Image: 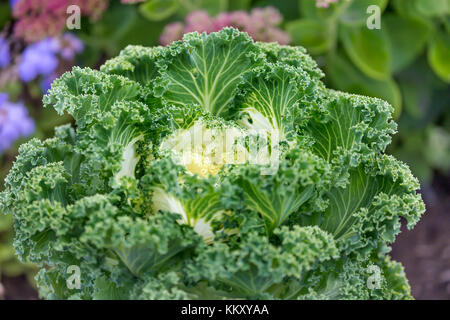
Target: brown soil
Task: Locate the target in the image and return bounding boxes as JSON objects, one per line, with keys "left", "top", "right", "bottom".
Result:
{"left": 1, "top": 275, "right": 39, "bottom": 300}
{"left": 390, "top": 174, "right": 450, "bottom": 300}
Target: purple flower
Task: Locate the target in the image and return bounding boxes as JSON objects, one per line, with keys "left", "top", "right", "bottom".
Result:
{"left": 12, "top": 0, "right": 107, "bottom": 42}
{"left": 184, "top": 11, "right": 216, "bottom": 34}
{"left": 59, "top": 33, "right": 84, "bottom": 61}
{"left": 228, "top": 11, "right": 249, "bottom": 28}
{"left": 17, "top": 33, "right": 84, "bottom": 93}
{"left": 213, "top": 13, "right": 232, "bottom": 30}
{"left": 18, "top": 33, "right": 84, "bottom": 82}
{"left": 0, "top": 93, "right": 35, "bottom": 153}
{"left": 10, "top": 0, "right": 19, "bottom": 8}
{"left": 315, "top": 0, "right": 338, "bottom": 8}
{"left": 18, "top": 37, "right": 60, "bottom": 82}
{"left": 0, "top": 37, "right": 10, "bottom": 68}
{"left": 159, "top": 22, "right": 184, "bottom": 46}
{"left": 40, "top": 72, "right": 58, "bottom": 93}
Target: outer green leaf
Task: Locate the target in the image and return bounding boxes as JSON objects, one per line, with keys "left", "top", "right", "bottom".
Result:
{"left": 256, "top": 42, "right": 325, "bottom": 81}
{"left": 101, "top": 45, "right": 163, "bottom": 86}
{"left": 44, "top": 67, "right": 140, "bottom": 128}
{"left": 92, "top": 277, "right": 129, "bottom": 300}
{"left": 186, "top": 227, "right": 338, "bottom": 298}
{"left": 301, "top": 155, "right": 424, "bottom": 255}
{"left": 303, "top": 90, "right": 397, "bottom": 163}
{"left": 153, "top": 28, "right": 263, "bottom": 117}
{"left": 382, "top": 257, "right": 413, "bottom": 300}
{"left": 130, "top": 272, "right": 194, "bottom": 300}
{"left": 231, "top": 149, "right": 326, "bottom": 234}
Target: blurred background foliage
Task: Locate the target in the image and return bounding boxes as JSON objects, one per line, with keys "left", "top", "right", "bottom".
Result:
{"left": 0, "top": 214, "right": 36, "bottom": 289}
{"left": 284, "top": 0, "right": 450, "bottom": 183}
{"left": 0, "top": 0, "right": 448, "bottom": 299}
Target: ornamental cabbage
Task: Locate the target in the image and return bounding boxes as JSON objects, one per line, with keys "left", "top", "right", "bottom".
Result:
{"left": 0, "top": 28, "right": 425, "bottom": 300}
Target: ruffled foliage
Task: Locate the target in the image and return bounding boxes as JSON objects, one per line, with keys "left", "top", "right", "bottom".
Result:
{"left": 1, "top": 28, "right": 424, "bottom": 300}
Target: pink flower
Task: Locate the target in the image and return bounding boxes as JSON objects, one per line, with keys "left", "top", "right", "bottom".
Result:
{"left": 77, "top": 0, "right": 109, "bottom": 21}
{"left": 250, "top": 7, "right": 282, "bottom": 27}
{"left": 121, "top": 0, "right": 145, "bottom": 3}
{"left": 315, "top": 0, "right": 338, "bottom": 8}
{"left": 264, "top": 27, "right": 291, "bottom": 45}
{"left": 59, "top": 33, "right": 84, "bottom": 60}
{"left": 241, "top": 7, "right": 289, "bottom": 44}
{"left": 13, "top": 0, "right": 67, "bottom": 42}
{"left": 228, "top": 11, "right": 250, "bottom": 29}
{"left": 214, "top": 13, "right": 232, "bottom": 30}
{"left": 159, "top": 22, "right": 184, "bottom": 46}
{"left": 13, "top": 0, "right": 109, "bottom": 42}
{"left": 184, "top": 10, "right": 216, "bottom": 34}
{"left": 159, "top": 7, "right": 290, "bottom": 46}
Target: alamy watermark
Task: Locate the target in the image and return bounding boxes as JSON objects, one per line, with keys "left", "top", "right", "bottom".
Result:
{"left": 366, "top": 5, "right": 381, "bottom": 30}
{"left": 66, "top": 265, "right": 81, "bottom": 290}
{"left": 162, "top": 123, "right": 281, "bottom": 176}
{"left": 367, "top": 265, "right": 382, "bottom": 290}
{"left": 66, "top": 5, "right": 81, "bottom": 30}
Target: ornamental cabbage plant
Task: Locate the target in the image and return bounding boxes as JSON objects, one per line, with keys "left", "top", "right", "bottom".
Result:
{"left": 0, "top": 28, "right": 425, "bottom": 300}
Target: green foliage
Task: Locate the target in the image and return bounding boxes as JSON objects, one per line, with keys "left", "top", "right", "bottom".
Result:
{"left": 286, "top": 19, "right": 333, "bottom": 55}
{"left": 428, "top": 31, "right": 450, "bottom": 83}
{"left": 284, "top": 0, "right": 450, "bottom": 183}
{"left": 1, "top": 29, "right": 425, "bottom": 300}
{"left": 139, "top": 0, "right": 180, "bottom": 21}
{"left": 139, "top": 0, "right": 229, "bottom": 21}
{"left": 0, "top": 214, "right": 37, "bottom": 286}
{"left": 82, "top": 3, "right": 165, "bottom": 57}
{"left": 326, "top": 52, "right": 402, "bottom": 119}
